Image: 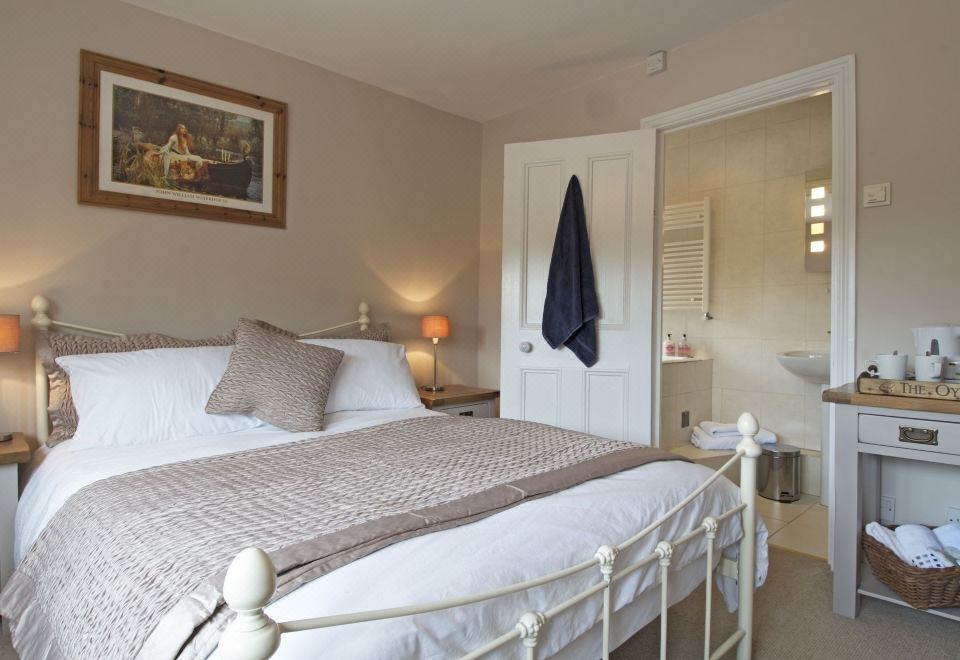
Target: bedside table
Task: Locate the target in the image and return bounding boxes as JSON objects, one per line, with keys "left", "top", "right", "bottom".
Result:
{"left": 0, "top": 433, "right": 31, "bottom": 587}
{"left": 420, "top": 385, "right": 500, "bottom": 418}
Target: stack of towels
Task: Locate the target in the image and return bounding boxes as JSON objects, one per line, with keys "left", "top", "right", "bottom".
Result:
{"left": 690, "top": 420, "right": 777, "bottom": 450}
{"left": 866, "top": 521, "right": 960, "bottom": 568}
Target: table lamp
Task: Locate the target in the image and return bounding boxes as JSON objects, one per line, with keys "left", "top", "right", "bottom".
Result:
{"left": 421, "top": 315, "right": 449, "bottom": 392}
{"left": 0, "top": 315, "right": 20, "bottom": 442}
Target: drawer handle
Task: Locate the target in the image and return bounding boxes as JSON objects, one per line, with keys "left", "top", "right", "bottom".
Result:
{"left": 459, "top": 411, "right": 474, "bottom": 417}
{"left": 898, "top": 426, "right": 939, "bottom": 446}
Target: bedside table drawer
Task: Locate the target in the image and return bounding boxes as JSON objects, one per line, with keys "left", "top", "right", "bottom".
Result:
{"left": 433, "top": 401, "right": 495, "bottom": 418}
{"left": 859, "top": 413, "right": 960, "bottom": 457}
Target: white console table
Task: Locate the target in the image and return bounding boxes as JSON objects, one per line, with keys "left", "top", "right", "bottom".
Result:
{"left": 825, "top": 384, "right": 960, "bottom": 621}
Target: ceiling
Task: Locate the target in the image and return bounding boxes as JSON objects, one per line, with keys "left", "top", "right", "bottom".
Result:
{"left": 124, "top": 0, "right": 790, "bottom": 122}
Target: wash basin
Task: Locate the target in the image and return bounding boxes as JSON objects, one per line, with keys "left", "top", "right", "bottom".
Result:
{"left": 776, "top": 350, "right": 830, "bottom": 383}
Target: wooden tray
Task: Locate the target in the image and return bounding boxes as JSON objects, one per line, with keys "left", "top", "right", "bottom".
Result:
{"left": 857, "top": 373, "right": 960, "bottom": 402}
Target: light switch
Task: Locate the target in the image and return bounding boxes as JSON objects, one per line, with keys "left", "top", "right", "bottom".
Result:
{"left": 863, "top": 182, "right": 891, "bottom": 207}
{"left": 646, "top": 51, "right": 666, "bottom": 75}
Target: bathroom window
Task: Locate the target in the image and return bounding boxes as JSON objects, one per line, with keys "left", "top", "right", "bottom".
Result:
{"left": 804, "top": 169, "right": 832, "bottom": 272}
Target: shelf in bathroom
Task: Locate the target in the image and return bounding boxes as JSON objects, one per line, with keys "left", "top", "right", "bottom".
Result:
{"left": 662, "top": 356, "right": 712, "bottom": 363}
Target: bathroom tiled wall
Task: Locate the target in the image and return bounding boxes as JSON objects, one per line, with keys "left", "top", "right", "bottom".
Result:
{"left": 661, "top": 95, "right": 831, "bottom": 451}
{"left": 660, "top": 358, "right": 713, "bottom": 450}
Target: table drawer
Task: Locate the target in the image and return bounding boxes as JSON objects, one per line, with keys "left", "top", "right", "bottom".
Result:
{"left": 434, "top": 401, "right": 494, "bottom": 418}
{"left": 858, "top": 413, "right": 960, "bottom": 457}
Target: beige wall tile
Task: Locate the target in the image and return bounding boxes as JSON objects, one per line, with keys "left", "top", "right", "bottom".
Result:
{"left": 762, "top": 229, "right": 806, "bottom": 286}
{"left": 723, "top": 182, "right": 764, "bottom": 237}
{"left": 661, "top": 362, "right": 680, "bottom": 397}
{"left": 761, "top": 284, "right": 807, "bottom": 340}
{"left": 664, "top": 145, "right": 689, "bottom": 204}
{"left": 765, "top": 98, "right": 810, "bottom": 125}
{"left": 719, "top": 389, "right": 764, "bottom": 425}
{"left": 664, "top": 128, "right": 689, "bottom": 149}
{"left": 808, "top": 111, "right": 831, "bottom": 170}
{"left": 807, "top": 92, "right": 831, "bottom": 119}
{"left": 713, "top": 337, "right": 763, "bottom": 389}
{"left": 710, "top": 286, "right": 763, "bottom": 339}
{"left": 716, "top": 234, "right": 764, "bottom": 288}
{"left": 725, "top": 109, "right": 766, "bottom": 136}
{"left": 803, "top": 393, "right": 824, "bottom": 451}
{"left": 725, "top": 128, "right": 765, "bottom": 185}
{"left": 689, "top": 138, "right": 725, "bottom": 191}
{"left": 765, "top": 118, "right": 810, "bottom": 179}
{"left": 805, "top": 283, "right": 831, "bottom": 342}
{"left": 689, "top": 120, "right": 725, "bottom": 144}
{"left": 761, "top": 391, "right": 805, "bottom": 445}
{"left": 763, "top": 175, "right": 805, "bottom": 233}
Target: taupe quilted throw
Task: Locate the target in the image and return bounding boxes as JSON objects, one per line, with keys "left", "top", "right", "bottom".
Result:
{"left": 1, "top": 416, "right": 688, "bottom": 660}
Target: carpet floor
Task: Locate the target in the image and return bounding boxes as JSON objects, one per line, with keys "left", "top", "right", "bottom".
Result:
{"left": 1, "top": 549, "right": 957, "bottom": 658}
{"left": 613, "top": 548, "right": 960, "bottom": 659}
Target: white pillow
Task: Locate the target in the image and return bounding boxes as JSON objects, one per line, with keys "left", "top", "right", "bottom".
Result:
{"left": 56, "top": 346, "right": 265, "bottom": 447}
{"left": 300, "top": 339, "right": 422, "bottom": 412}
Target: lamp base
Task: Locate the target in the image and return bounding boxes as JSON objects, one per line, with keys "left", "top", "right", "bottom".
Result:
{"left": 421, "top": 385, "right": 445, "bottom": 393}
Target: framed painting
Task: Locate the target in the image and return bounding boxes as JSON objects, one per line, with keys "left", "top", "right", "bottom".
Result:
{"left": 78, "top": 50, "right": 287, "bottom": 228}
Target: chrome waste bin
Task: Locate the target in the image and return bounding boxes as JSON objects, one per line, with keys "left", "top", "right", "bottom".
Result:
{"left": 757, "top": 443, "right": 800, "bottom": 502}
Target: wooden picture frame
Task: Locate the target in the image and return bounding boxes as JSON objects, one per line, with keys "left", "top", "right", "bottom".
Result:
{"left": 78, "top": 50, "right": 287, "bottom": 228}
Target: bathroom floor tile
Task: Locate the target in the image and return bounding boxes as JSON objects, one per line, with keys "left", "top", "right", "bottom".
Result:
{"left": 768, "top": 504, "right": 828, "bottom": 560}
{"left": 761, "top": 516, "right": 788, "bottom": 536}
{"left": 755, "top": 493, "right": 817, "bottom": 523}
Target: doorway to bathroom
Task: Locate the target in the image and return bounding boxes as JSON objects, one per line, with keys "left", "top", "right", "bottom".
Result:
{"left": 642, "top": 56, "right": 856, "bottom": 563}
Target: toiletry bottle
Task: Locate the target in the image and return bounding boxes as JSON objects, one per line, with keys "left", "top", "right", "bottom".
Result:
{"left": 663, "top": 334, "right": 675, "bottom": 357}
{"left": 678, "top": 334, "right": 691, "bottom": 358}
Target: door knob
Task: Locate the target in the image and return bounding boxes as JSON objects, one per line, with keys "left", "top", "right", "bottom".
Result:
{"left": 519, "top": 341, "right": 533, "bottom": 353}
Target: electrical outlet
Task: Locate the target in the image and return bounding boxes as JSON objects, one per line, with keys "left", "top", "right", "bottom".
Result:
{"left": 680, "top": 410, "right": 690, "bottom": 428}
{"left": 947, "top": 506, "right": 960, "bottom": 524}
{"left": 880, "top": 495, "right": 895, "bottom": 523}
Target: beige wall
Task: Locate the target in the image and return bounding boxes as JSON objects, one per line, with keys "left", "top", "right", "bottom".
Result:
{"left": 0, "top": 0, "right": 482, "bottom": 437}
{"left": 478, "top": 0, "right": 960, "bottom": 520}
{"left": 662, "top": 96, "right": 832, "bottom": 452}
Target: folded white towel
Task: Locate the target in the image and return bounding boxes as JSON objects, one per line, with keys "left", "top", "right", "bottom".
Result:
{"left": 690, "top": 425, "right": 777, "bottom": 450}
{"left": 895, "top": 524, "right": 954, "bottom": 568}
{"left": 865, "top": 522, "right": 910, "bottom": 563}
{"left": 698, "top": 421, "right": 743, "bottom": 437}
{"left": 933, "top": 522, "right": 960, "bottom": 563}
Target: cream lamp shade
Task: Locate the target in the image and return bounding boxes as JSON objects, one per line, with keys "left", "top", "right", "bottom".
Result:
{"left": 0, "top": 315, "right": 20, "bottom": 353}
{"left": 421, "top": 315, "right": 449, "bottom": 340}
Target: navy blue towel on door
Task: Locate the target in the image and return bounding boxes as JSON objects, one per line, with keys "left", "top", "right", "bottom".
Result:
{"left": 542, "top": 175, "right": 599, "bottom": 367}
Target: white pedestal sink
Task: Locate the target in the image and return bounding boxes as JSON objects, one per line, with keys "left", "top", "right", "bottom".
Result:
{"left": 776, "top": 349, "right": 832, "bottom": 507}
{"left": 776, "top": 350, "right": 830, "bottom": 384}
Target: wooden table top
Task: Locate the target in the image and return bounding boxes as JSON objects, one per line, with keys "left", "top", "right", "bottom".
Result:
{"left": 0, "top": 433, "right": 32, "bottom": 465}
{"left": 823, "top": 383, "right": 960, "bottom": 415}
{"left": 419, "top": 385, "right": 500, "bottom": 409}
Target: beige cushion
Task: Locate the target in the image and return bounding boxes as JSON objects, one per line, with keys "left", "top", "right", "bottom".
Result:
{"left": 206, "top": 319, "right": 344, "bottom": 432}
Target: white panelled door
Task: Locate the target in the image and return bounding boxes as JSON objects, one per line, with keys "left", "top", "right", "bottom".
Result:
{"left": 500, "top": 130, "right": 656, "bottom": 443}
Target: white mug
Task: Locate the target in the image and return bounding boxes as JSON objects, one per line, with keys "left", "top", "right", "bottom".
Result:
{"left": 914, "top": 354, "right": 946, "bottom": 382}
{"left": 866, "top": 353, "right": 907, "bottom": 380}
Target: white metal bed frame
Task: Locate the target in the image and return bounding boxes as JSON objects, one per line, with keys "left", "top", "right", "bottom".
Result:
{"left": 27, "top": 294, "right": 760, "bottom": 660}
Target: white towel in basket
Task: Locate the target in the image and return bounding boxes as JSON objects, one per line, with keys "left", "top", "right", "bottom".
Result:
{"left": 895, "top": 524, "right": 955, "bottom": 568}
{"left": 934, "top": 522, "right": 960, "bottom": 563}
{"left": 691, "top": 424, "right": 777, "bottom": 450}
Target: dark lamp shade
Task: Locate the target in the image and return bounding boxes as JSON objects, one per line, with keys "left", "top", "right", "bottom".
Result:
{"left": 0, "top": 315, "right": 20, "bottom": 353}
{"left": 421, "top": 315, "right": 449, "bottom": 340}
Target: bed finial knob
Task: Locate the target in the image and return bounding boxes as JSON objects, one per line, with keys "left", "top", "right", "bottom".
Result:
{"left": 219, "top": 547, "right": 281, "bottom": 660}
{"left": 358, "top": 301, "right": 370, "bottom": 331}
{"left": 736, "top": 412, "right": 762, "bottom": 458}
{"left": 31, "top": 295, "right": 52, "bottom": 328}
{"left": 516, "top": 611, "right": 546, "bottom": 649}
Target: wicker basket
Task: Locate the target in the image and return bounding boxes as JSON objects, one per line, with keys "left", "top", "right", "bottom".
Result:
{"left": 862, "top": 525, "right": 960, "bottom": 609}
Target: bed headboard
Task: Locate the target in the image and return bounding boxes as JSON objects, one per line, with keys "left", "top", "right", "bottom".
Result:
{"left": 29, "top": 295, "right": 371, "bottom": 444}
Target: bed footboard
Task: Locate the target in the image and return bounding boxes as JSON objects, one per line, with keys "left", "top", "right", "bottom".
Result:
{"left": 219, "top": 413, "right": 762, "bottom": 660}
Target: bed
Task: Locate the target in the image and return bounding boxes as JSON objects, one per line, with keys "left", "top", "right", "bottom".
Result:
{"left": 3, "top": 296, "right": 768, "bottom": 660}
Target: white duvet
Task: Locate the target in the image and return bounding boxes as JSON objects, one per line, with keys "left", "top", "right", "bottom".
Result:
{"left": 16, "top": 409, "right": 768, "bottom": 659}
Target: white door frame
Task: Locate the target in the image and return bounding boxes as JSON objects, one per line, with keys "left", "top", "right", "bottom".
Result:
{"left": 641, "top": 55, "right": 856, "bottom": 562}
